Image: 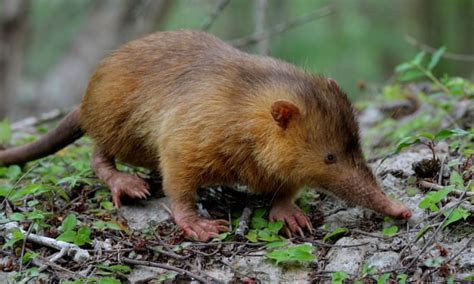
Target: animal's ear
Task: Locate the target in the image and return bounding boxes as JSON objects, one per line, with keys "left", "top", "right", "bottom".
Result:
{"left": 271, "top": 100, "right": 300, "bottom": 130}
{"left": 327, "top": 78, "right": 341, "bottom": 92}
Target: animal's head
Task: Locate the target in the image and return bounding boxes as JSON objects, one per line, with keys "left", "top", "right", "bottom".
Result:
{"left": 262, "top": 76, "right": 411, "bottom": 219}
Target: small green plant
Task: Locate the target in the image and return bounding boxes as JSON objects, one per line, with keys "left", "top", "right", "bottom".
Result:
{"left": 395, "top": 46, "right": 450, "bottom": 94}
{"left": 245, "top": 208, "right": 284, "bottom": 242}
{"left": 323, "top": 227, "right": 349, "bottom": 242}
{"left": 56, "top": 213, "right": 91, "bottom": 246}
{"left": 382, "top": 225, "right": 398, "bottom": 237}
{"left": 0, "top": 118, "right": 12, "bottom": 145}
{"left": 331, "top": 271, "right": 348, "bottom": 284}
{"left": 265, "top": 243, "right": 315, "bottom": 265}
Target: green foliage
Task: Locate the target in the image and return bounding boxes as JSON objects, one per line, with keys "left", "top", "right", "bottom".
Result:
{"left": 377, "top": 273, "right": 391, "bottom": 284}
{"left": 0, "top": 119, "right": 12, "bottom": 145}
{"left": 265, "top": 243, "right": 315, "bottom": 265}
{"left": 56, "top": 213, "right": 91, "bottom": 246}
{"left": 323, "top": 227, "right": 349, "bottom": 242}
{"left": 418, "top": 186, "right": 454, "bottom": 212}
{"left": 382, "top": 225, "right": 398, "bottom": 237}
{"left": 331, "top": 271, "right": 348, "bottom": 284}
{"left": 397, "top": 274, "right": 408, "bottom": 284}
{"left": 245, "top": 209, "right": 284, "bottom": 243}
{"left": 361, "top": 263, "right": 376, "bottom": 277}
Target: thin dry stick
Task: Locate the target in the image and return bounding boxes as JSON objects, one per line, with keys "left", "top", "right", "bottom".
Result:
{"left": 230, "top": 5, "right": 333, "bottom": 48}
{"left": 235, "top": 206, "right": 253, "bottom": 239}
{"left": 418, "top": 180, "right": 474, "bottom": 197}
{"left": 200, "top": 0, "right": 232, "bottom": 31}
{"left": 122, "top": 257, "right": 218, "bottom": 283}
{"left": 403, "top": 187, "right": 469, "bottom": 273}
{"left": 405, "top": 34, "right": 474, "bottom": 62}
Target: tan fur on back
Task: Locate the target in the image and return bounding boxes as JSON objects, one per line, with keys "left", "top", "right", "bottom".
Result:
{"left": 80, "top": 30, "right": 356, "bottom": 197}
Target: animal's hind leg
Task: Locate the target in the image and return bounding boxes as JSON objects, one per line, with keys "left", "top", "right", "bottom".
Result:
{"left": 91, "top": 146, "right": 150, "bottom": 207}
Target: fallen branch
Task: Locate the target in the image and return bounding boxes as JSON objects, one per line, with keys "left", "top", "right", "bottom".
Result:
{"left": 235, "top": 205, "right": 253, "bottom": 240}
{"left": 200, "top": 0, "right": 232, "bottom": 31}
{"left": 405, "top": 34, "right": 474, "bottom": 62}
{"left": 418, "top": 180, "right": 474, "bottom": 197}
{"left": 11, "top": 109, "right": 65, "bottom": 131}
{"left": 403, "top": 187, "right": 469, "bottom": 273}
{"left": 230, "top": 5, "right": 333, "bottom": 48}
{"left": 122, "top": 257, "right": 219, "bottom": 284}
{"left": 1, "top": 222, "right": 90, "bottom": 263}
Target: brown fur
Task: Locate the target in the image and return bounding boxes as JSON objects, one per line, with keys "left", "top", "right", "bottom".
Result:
{"left": 1, "top": 30, "right": 411, "bottom": 241}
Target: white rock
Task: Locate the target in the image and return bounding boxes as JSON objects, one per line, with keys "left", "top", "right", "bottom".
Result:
{"left": 119, "top": 197, "right": 171, "bottom": 231}
{"left": 367, "top": 251, "right": 400, "bottom": 271}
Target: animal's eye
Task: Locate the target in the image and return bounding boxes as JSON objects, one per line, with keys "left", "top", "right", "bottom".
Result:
{"left": 325, "top": 153, "right": 336, "bottom": 164}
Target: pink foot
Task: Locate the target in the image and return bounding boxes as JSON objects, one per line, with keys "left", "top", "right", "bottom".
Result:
{"left": 269, "top": 204, "right": 314, "bottom": 237}
{"left": 175, "top": 216, "right": 229, "bottom": 242}
{"left": 108, "top": 173, "right": 151, "bottom": 207}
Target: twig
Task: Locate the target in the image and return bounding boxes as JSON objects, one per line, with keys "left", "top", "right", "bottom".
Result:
{"left": 405, "top": 34, "right": 474, "bottom": 62}
{"left": 235, "top": 206, "right": 253, "bottom": 239}
{"left": 18, "top": 222, "right": 34, "bottom": 272}
{"left": 255, "top": 0, "right": 269, "bottom": 55}
{"left": 418, "top": 180, "right": 474, "bottom": 197}
{"left": 230, "top": 5, "right": 333, "bottom": 48}
{"left": 0, "top": 222, "right": 90, "bottom": 262}
{"left": 403, "top": 187, "right": 469, "bottom": 273}
{"left": 310, "top": 239, "right": 371, "bottom": 248}
{"left": 122, "top": 257, "right": 218, "bottom": 283}
{"left": 11, "top": 109, "right": 65, "bottom": 131}
{"left": 200, "top": 0, "right": 232, "bottom": 31}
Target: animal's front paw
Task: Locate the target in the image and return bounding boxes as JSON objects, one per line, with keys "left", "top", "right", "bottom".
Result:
{"left": 176, "top": 216, "right": 229, "bottom": 242}
{"left": 269, "top": 203, "right": 314, "bottom": 238}
{"left": 108, "top": 173, "right": 151, "bottom": 207}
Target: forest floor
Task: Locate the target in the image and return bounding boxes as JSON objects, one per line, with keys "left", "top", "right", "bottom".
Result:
{"left": 1, "top": 58, "right": 473, "bottom": 283}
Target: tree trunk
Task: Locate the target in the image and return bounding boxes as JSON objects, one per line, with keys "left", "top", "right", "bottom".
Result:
{"left": 35, "top": 0, "right": 172, "bottom": 115}
{"left": 0, "top": 0, "right": 30, "bottom": 119}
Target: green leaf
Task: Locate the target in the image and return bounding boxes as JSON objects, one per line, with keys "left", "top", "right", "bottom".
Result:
{"left": 245, "top": 230, "right": 258, "bottom": 243}
{"left": 0, "top": 165, "right": 22, "bottom": 180}
{"left": 382, "top": 225, "right": 398, "bottom": 237}
{"left": 464, "top": 274, "right": 474, "bottom": 281}
{"left": 412, "top": 51, "right": 426, "bottom": 65}
{"left": 449, "top": 171, "right": 464, "bottom": 188}
{"left": 395, "top": 136, "right": 421, "bottom": 153}
{"left": 267, "top": 221, "right": 284, "bottom": 234}
{"left": 264, "top": 241, "right": 288, "bottom": 249}
{"left": 323, "top": 227, "right": 349, "bottom": 242}
{"left": 418, "top": 132, "right": 435, "bottom": 140}
{"left": 257, "top": 229, "right": 282, "bottom": 242}
{"left": 61, "top": 214, "right": 77, "bottom": 232}
{"left": 428, "top": 46, "right": 446, "bottom": 70}
{"left": 22, "top": 251, "right": 38, "bottom": 264}
{"left": 3, "top": 228, "right": 24, "bottom": 248}
{"left": 395, "top": 62, "right": 414, "bottom": 73}
{"left": 362, "top": 263, "right": 376, "bottom": 276}
{"left": 0, "top": 119, "right": 12, "bottom": 145}
{"left": 9, "top": 212, "right": 25, "bottom": 221}
{"left": 442, "top": 208, "right": 470, "bottom": 228}
{"left": 406, "top": 187, "right": 418, "bottom": 197}
{"left": 74, "top": 227, "right": 91, "bottom": 246}
{"left": 331, "top": 271, "right": 348, "bottom": 284}
{"left": 98, "top": 278, "right": 121, "bottom": 284}
{"left": 265, "top": 244, "right": 315, "bottom": 264}
{"left": 418, "top": 186, "right": 454, "bottom": 212}
{"left": 398, "top": 70, "right": 425, "bottom": 82}
{"left": 397, "top": 274, "right": 408, "bottom": 284}
{"left": 107, "top": 265, "right": 132, "bottom": 273}
{"left": 435, "top": 129, "right": 469, "bottom": 140}
{"left": 250, "top": 216, "right": 268, "bottom": 230}
{"left": 100, "top": 201, "right": 114, "bottom": 210}
{"left": 56, "top": 230, "right": 76, "bottom": 243}
{"left": 377, "top": 273, "right": 391, "bottom": 284}
{"left": 424, "top": 257, "right": 444, "bottom": 268}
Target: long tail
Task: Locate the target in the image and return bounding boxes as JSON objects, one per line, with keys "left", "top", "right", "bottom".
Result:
{"left": 0, "top": 107, "right": 84, "bottom": 166}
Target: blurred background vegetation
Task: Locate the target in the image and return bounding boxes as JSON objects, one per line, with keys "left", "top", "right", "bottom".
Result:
{"left": 1, "top": 0, "right": 473, "bottom": 120}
